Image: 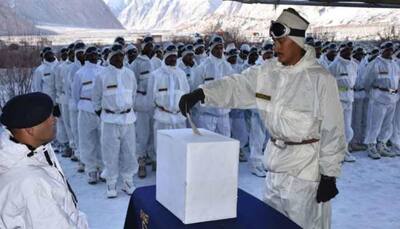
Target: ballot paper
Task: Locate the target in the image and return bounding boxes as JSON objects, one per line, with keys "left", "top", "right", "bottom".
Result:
{"left": 156, "top": 128, "right": 240, "bottom": 224}
{"left": 186, "top": 112, "right": 201, "bottom": 135}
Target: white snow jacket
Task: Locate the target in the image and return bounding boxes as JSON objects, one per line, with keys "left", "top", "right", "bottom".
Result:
{"left": 67, "top": 61, "right": 83, "bottom": 111}
{"left": 200, "top": 46, "right": 346, "bottom": 181}
{"left": 177, "top": 59, "right": 197, "bottom": 91}
{"left": 31, "top": 60, "right": 58, "bottom": 102}
{"left": 149, "top": 64, "right": 190, "bottom": 124}
{"left": 92, "top": 65, "right": 137, "bottom": 125}
{"left": 364, "top": 56, "right": 400, "bottom": 105}
{"left": 0, "top": 129, "right": 88, "bottom": 229}
{"left": 328, "top": 56, "right": 358, "bottom": 103}
{"left": 128, "top": 55, "right": 155, "bottom": 112}
{"left": 192, "top": 55, "right": 234, "bottom": 116}
{"left": 72, "top": 62, "right": 104, "bottom": 114}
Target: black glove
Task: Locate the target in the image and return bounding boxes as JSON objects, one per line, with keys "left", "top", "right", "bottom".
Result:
{"left": 179, "top": 88, "right": 205, "bottom": 117}
{"left": 53, "top": 104, "right": 61, "bottom": 117}
{"left": 95, "top": 110, "right": 101, "bottom": 117}
{"left": 316, "top": 175, "right": 339, "bottom": 203}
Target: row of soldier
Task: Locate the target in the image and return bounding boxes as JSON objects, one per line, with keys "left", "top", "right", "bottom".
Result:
{"left": 31, "top": 34, "right": 400, "bottom": 198}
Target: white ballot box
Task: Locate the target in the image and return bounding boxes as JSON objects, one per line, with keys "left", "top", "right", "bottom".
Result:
{"left": 156, "top": 128, "right": 240, "bottom": 224}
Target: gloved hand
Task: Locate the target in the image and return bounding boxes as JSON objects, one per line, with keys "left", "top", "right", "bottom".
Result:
{"left": 179, "top": 88, "right": 205, "bottom": 117}
{"left": 316, "top": 175, "right": 338, "bottom": 203}
{"left": 95, "top": 110, "right": 101, "bottom": 117}
{"left": 53, "top": 104, "right": 61, "bottom": 117}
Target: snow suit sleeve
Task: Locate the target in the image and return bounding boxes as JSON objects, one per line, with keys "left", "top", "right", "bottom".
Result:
{"left": 199, "top": 65, "right": 259, "bottom": 109}
{"left": 317, "top": 74, "right": 346, "bottom": 177}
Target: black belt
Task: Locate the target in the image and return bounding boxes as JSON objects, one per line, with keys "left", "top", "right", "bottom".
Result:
{"left": 80, "top": 97, "right": 91, "bottom": 101}
{"left": 271, "top": 137, "right": 319, "bottom": 149}
{"left": 104, "top": 108, "right": 131, "bottom": 114}
{"left": 137, "top": 90, "right": 147, "bottom": 95}
{"left": 373, "top": 86, "right": 398, "bottom": 94}
{"left": 155, "top": 104, "right": 181, "bottom": 114}
{"left": 354, "top": 88, "right": 365, "bottom": 92}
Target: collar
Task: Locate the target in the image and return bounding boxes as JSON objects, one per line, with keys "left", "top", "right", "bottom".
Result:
{"left": 276, "top": 45, "right": 316, "bottom": 73}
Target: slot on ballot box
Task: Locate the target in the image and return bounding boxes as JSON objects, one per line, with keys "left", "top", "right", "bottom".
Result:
{"left": 156, "top": 128, "right": 240, "bottom": 224}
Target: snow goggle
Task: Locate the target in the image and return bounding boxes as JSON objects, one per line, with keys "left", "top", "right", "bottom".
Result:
{"left": 240, "top": 50, "right": 250, "bottom": 55}
{"left": 370, "top": 49, "right": 379, "bottom": 55}
{"left": 210, "top": 36, "right": 224, "bottom": 47}
{"left": 60, "top": 48, "right": 68, "bottom": 54}
{"left": 226, "top": 48, "right": 239, "bottom": 56}
{"left": 127, "top": 48, "right": 138, "bottom": 54}
{"left": 143, "top": 36, "right": 154, "bottom": 44}
{"left": 75, "top": 42, "right": 86, "bottom": 51}
{"left": 154, "top": 44, "right": 161, "bottom": 51}
{"left": 110, "top": 44, "right": 124, "bottom": 55}
{"left": 269, "top": 21, "right": 306, "bottom": 39}
{"left": 314, "top": 41, "right": 322, "bottom": 48}
{"left": 327, "top": 44, "right": 337, "bottom": 51}
{"left": 114, "top": 37, "right": 125, "bottom": 45}
{"left": 85, "top": 46, "right": 98, "bottom": 55}
{"left": 165, "top": 44, "right": 177, "bottom": 52}
{"left": 263, "top": 44, "right": 273, "bottom": 51}
{"left": 184, "top": 45, "right": 194, "bottom": 51}
{"left": 41, "top": 47, "right": 52, "bottom": 55}
{"left": 195, "top": 38, "right": 204, "bottom": 45}
{"left": 381, "top": 42, "right": 393, "bottom": 50}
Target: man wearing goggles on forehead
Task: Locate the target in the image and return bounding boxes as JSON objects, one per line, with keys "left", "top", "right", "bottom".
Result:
{"left": 180, "top": 8, "right": 346, "bottom": 229}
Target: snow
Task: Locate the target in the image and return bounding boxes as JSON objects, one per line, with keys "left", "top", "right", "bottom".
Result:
{"left": 58, "top": 150, "right": 400, "bottom": 229}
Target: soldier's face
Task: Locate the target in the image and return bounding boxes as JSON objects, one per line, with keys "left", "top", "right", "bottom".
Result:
{"left": 227, "top": 55, "right": 237, "bottom": 65}
{"left": 263, "top": 51, "right": 273, "bottom": 60}
{"left": 44, "top": 52, "right": 55, "bottom": 63}
{"left": 273, "top": 36, "right": 302, "bottom": 65}
{"left": 165, "top": 55, "right": 177, "bottom": 66}
{"left": 211, "top": 44, "right": 224, "bottom": 59}
{"left": 110, "top": 53, "right": 124, "bottom": 69}
{"left": 28, "top": 115, "right": 56, "bottom": 145}
{"left": 195, "top": 47, "right": 204, "bottom": 55}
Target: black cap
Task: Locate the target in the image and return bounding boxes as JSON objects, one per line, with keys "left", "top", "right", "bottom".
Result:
{"left": 1, "top": 92, "right": 54, "bottom": 129}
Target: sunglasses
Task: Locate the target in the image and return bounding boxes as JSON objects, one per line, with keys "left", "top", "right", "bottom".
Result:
{"left": 269, "top": 21, "right": 306, "bottom": 39}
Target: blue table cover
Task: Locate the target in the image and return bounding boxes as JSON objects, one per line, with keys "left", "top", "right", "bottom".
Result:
{"left": 124, "top": 185, "right": 300, "bottom": 229}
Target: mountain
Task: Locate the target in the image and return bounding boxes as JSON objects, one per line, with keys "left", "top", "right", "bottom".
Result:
{"left": 103, "top": 0, "right": 133, "bottom": 16}
{"left": 0, "top": 2, "right": 43, "bottom": 36}
{"left": 105, "top": 0, "right": 400, "bottom": 40}
{"left": 3, "top": 0, "right": 124, "bottom": 33}
{"left": 118, "top": 0, "right": 222, "bottom": 31}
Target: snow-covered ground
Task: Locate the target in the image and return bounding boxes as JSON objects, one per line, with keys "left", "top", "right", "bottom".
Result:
{"left": 58, "top": 150, "right": 400, "bottom": 229}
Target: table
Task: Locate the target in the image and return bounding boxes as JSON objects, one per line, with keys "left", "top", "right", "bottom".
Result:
{"left": 124, "top": 185, "right": 300, "bottom": 229}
